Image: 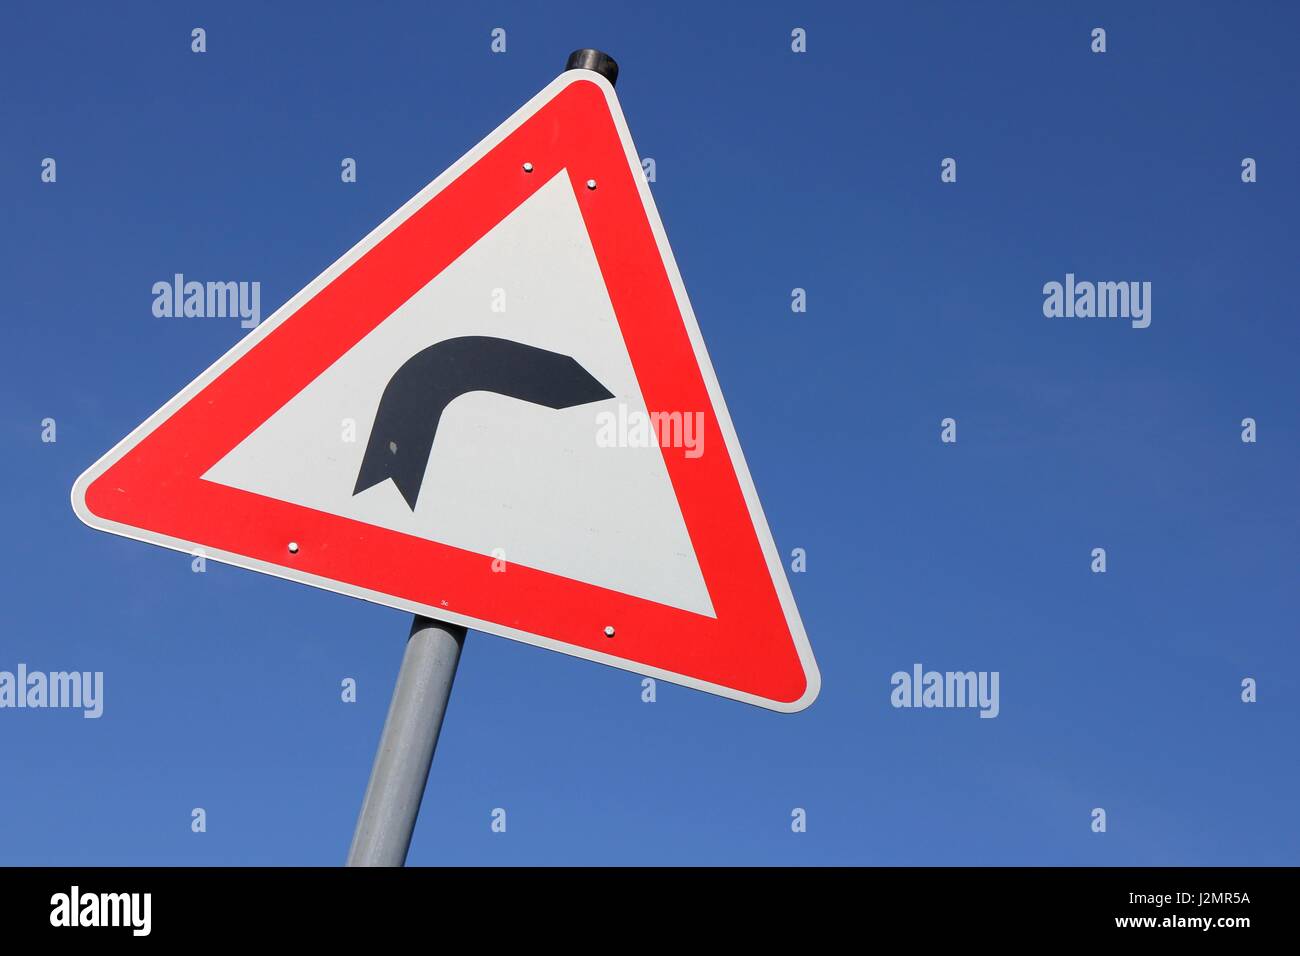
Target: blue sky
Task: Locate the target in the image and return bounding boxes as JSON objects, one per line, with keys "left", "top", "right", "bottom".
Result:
{"left": 2, "top": 1, "right": 1297, "bottom": 865}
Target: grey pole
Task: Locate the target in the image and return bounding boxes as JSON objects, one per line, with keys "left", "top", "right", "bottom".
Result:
{"left": 346, "top": 49, "right": 617, "bottom": 867}
{"left": 565, "top": 48, "right": 619, "bottom": 86}
{"left": 346, "top": 616, "right": 466, "bottom": 866}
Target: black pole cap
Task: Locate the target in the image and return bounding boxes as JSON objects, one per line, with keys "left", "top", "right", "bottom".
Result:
{"left": 564, "top": 49, "right": 619, "bottom": 87}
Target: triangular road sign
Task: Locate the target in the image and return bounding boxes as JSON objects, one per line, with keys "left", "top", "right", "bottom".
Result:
{"left": 72, "top": 69, "right": 820, "bottom": 712}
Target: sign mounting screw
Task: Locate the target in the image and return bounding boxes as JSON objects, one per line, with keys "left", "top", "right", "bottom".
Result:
{"left": 604, "top": 625, "right": 615, "bottom": 638}
{"left": 522, "top": 162, "right": 534, "bottom": 173}
{"left": 586, "top": 179, "right": 597, "bottom": 190}
{"left": 288, "top": 542, "right": 299, "bottom": 554}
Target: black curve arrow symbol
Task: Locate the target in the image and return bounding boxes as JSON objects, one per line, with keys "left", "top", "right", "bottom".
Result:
{"left": 353, "top": 335, "right": 614, "bottom": 510}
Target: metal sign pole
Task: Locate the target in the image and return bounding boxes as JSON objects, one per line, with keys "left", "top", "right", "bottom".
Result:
{"left": 345, "top": 49, "right": 619, "bottom": 868}
{"left": 347, "top": 615, "right": 466, "bottom": 866}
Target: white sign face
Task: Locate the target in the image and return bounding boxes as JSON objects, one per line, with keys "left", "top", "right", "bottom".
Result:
{"left": 204, "top": 173, "right": 715, "bottom": 616}
{"left": 72, "top": 70, "right": 820, "bottom": 711}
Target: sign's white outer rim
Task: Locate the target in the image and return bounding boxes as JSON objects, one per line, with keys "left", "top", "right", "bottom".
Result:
{"left": 70, "top": 70, "right": 821, "bottom": 713}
